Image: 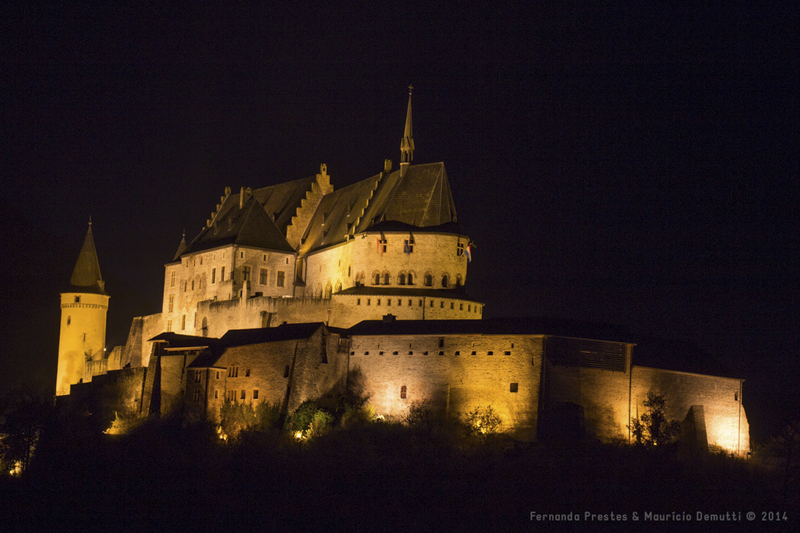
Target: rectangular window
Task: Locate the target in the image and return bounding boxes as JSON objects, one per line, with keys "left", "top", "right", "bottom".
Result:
{"left": 253, "top": 389, "right": 259, "bottom": 400}
{"left": 263, "top": 254, "right": 267, "bottom": 261}
{"left": 212, "top": 268, "right": 216, "bottom": 284}
{"left": 227, "top": 390, "right": 236, "bottom": 401}
{"left": 245, "top": 368, "right": 250, "bottom": 377}
{"left": 240, "top": 390, "right": 246, "bottom": 400}
{"left": 168, "top": 295, "right": 174, "bottom": 313}
{"left": 170, "top": 271, "right": 176, "bottom": 287}
{"left": 228, "top": 366, "right": 239, "bottom": 378}
{"left": 166, "top": 320, "right": 172, "bottom": 332}
{"left": 216, "top": 370, "right": 220, "bottom": 379}
{"left": 193, "top": 389, "right": 200, "bottom": 402}
{"left": 194, "top": 370, "right": 201, "bottom": 383}
{"left": 510, "top": 383, "right": 519, "bottom": 393}
{"left": 260, "top": 268, "right": 268, "bottom": 285}
{"left": 221, "top": 266, "right": 225, "bottom": 281}
{"left": 357, "top": 298, "right": 361, "bottom": 305}
{"left": 214, "top": 390, "right": 219, "bottom": 399}
{"left": 243, "top": 266, "right": 251, "bottom": 282}
{"left": 181, "top": 315, "right": 186, "bottom": 330}
{"left": 438, "top": 337, "right": 444, "bottom": 348}
{"left": 277, "top": 271, "right": 285, "bottom": 287}
{"left": 404, "top": 239, "right": 414, "bottom": 253}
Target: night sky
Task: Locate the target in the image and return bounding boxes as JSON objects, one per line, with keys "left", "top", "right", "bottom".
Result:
{"left": 1, "top": 3, "right": 797, "bottom": 441}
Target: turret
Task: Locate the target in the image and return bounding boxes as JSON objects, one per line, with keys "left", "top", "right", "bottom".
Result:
{"left": 56, "top": 220, "right": 110, "bottom": 396}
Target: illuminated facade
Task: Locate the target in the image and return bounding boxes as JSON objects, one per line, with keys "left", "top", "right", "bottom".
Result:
{"left": 60, "top": 92, "right": 750, "bottom": 454}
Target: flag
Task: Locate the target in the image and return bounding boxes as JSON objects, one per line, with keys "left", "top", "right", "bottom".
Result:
{"left": 404, "top": 240, "right": 410, "bottom": 254}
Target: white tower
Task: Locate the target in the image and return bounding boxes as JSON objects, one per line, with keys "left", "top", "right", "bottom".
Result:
{"left": 56, "top": 221, "right": 109, "bottom": 396}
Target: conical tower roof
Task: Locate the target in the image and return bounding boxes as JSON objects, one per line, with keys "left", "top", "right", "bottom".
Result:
{"left": 69, "top": 221, "right": 106, "bottom": 294}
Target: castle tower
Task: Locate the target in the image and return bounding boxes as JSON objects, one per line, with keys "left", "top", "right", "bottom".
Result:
{"left": 56, "top": 221, "right": 109, "bottom": 396}
{"left": 399, "top": 85, "right": 415, "bottom": 177}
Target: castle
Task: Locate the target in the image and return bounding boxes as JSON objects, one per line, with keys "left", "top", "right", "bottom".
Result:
{"left": 57, "top": 91, "right": 749, "bottom": 453}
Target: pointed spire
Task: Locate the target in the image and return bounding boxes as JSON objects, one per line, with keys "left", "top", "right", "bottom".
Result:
{"left": 400, "top": 85, "right": 415, "bottom": 175}
{"left": 173, "top": 229, "right": 188, "bottom": 261}
{"left": 70, "top": 219, "right": 106, "bottom": 294}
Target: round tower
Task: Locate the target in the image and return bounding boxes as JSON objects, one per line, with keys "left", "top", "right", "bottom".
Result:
{"left": 56, "top": 221, "right": 109, "bottom": 396}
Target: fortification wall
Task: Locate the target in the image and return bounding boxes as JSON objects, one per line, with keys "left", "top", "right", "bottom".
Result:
{"left": 349, "top": 333, "right": 541, "bottom": 439}
{"left": 67, "top": 367, "right": 147, "bottom": 428}
{"left": 543, "top": 344, "right": 634, "bottom": 442}
{"left": 632, "top": 366, "right": 749, "bottom": 454}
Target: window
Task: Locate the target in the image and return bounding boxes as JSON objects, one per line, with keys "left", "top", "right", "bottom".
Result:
{"left": 400, "top": 385, "right": 407, "bottom": 399}
{"left": 191, "top": 280, "right": 194, "bottom": 290}
{"left": 181, "top": 314, "right": 186, "bottom": 330}
{"left": 168, "top": 295, "right": 174, "bottom": 313}
{"left": 75, "top": 296, "right": 81, "bottom": 303}
{"left": 170, "top": 271, "right": 176, "bottom": 287}
{"left": 277, "top": 271, "right": 285, "bottom": 287}
{"left": 471, "top": 351, "right": 477, "bottom": 355}
{"left": 194, "top": 370, "right": 201, "bottom": 383}
{"left": 348, "top": 266, "right": 351, "bottom": 277}
{"left": 259, "top": 268, "right": 267, "bottom": 285}
{"left": 212, "top": 268, "right": 216, "bottom": 283}
{"left": 451, "top": 302, "right": 455, "bottom": 309}
{"left": 240, "top": 251, "right": 244, "bottom": 259}
{"left": 408, "top": 273, "right": 414, "bottom": 285}
{"left": 383, "top": 273, "right": 390, "bottom": 285}
{"left": 438, "top": 337, "right": 445, "bottom": 348}
{"left": 216, "top": 371, "right": 220, "bottom": 379}
{"left": 226, "top": 390, "right": 236, "bottom": 401}
{"left": 468, "top": 305, "right": 471, "bottom": 312}
{"left": 367, "top": 299, "right": 371, "bottom": 306}
{"left": 240, "top": 390, "right": 246, "bottom": 400}
{"left": 377, "top": 299, "right": 381, "bottom": 305}
{"left": 510, "top": 383, "right": 519, "bottom": 393}
{"left": 193, "top": 389, "right": 200, "bottom": 402}
{"left": 221, "top": 266, "right": 225, "bottom": 281}
{"left": 253, "top": 389, "right": 259, "bottom": 400}
{"left": 166, "top": 320, "right": 172, "bottom": 332}
{"left": 504, "top": 351, "right": 511, "bottom": 356}
{"left": 442, "top": 274, "right": 449, "bottom": 287}
{"left": 456, "top": 274, "right": 463, "bottom": 287}
{"left": 184, "top": 281, "right": 187, "bottom": 292}
{"left": 263, "top": 254, "right": 267, "bottom": 261}
{"left": 245, "top": 368, "right": 250, "bottom": 377}
{"left": 430, "top": 301, "right": 434, "bottom": 307}
{"left": 243, "top": 266, "right": 250, "bottom": 282}
{"left": 440, "top": 301, "right": 444, "bottom": 308}
{"left": 457, "top": 242, "right": 465, "bottom": 256}
{"left": 228, "top": 366, "right": 239, "bottom": 378}
{"left": 66, "top": 316, "right": 71, "bottom": 326}
{"left": 399, "top": 273, "right": 406, "bottom": 285}
{"left": 460, "top": 304, "right": 463, "bottom": 310}
{"left": 214, "top": 390, "right": 219, "bottom": 399}
{"left": 374, "top": 273, "right": 381, "bottom": 285}
{"left": 404, "top": 239, "right": 414, "bottom": 253}
{"left": 379, "top": 238, "right": 387, "bottom": 253}
{"left": 357, "top": 298, "right": 361, "bottom": 305}
{"left": 284, "top": 365, "right": 290, "bottom": 378}
{"left": 488, "top": 351, "right": 494, "bottom": 356}
{"left": 387, "top": 299, "right": 392, "bottom": 306}
{"left": 424, "top": 274, "right": 432, "bottom": 286}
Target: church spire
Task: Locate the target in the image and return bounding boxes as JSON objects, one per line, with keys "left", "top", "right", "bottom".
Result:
{"left": 400, "top": 85, "right": 415, "bottom": 176}
{"left": 69, "top": 218, "right": 105, "bottom": 294}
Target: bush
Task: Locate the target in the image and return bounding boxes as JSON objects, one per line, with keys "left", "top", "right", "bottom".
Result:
{"left": 630, "top": 392, "right": 681, "bottom": 447}
{"left": 464, "top": 406, "right": 502, "bottom": 440}
{"left": 287, "top": 400, "right": 334, "bottom": 440}
{"left": 220, "top": 400, "right": 281, "bottom": 441}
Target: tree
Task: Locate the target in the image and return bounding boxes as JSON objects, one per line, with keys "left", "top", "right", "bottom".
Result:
{"left": 0, "top": 387, "right": 53, "bottom": 474}
{"left": 464, "top": 405, "right": 502, "bottom": 440}
{"left": 630, "top": 391, "right": 681, "bottom": 447}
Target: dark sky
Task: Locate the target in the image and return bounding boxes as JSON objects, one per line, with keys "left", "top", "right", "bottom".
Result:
{"left": 1, "top": 3, "right": 797, "bottom": 441}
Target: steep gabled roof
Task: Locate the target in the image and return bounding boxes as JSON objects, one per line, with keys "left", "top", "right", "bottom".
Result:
{"left": 180, "top": 192, "right": 296, "bottom": 256}
{"left": 252, "top": 176, "right": 317, "bottom": 234}
{"left": 300, "top": 162, "right": 458, "bottom": 254}
{"left": 69, "top": 223, "right": 106, "bottom": 294}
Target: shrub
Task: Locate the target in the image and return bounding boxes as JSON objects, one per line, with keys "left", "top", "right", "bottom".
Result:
{"left": 464, "top": 405, "right": 502, "bottom": 440}
{"left": 630, "top": 391, "right": 681, "bottom": 447}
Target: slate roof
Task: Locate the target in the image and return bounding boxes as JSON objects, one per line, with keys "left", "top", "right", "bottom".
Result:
{"left": 219, "top": 322, "right": 325, "bottom": 347}
{"left": 345, "top": 317, "right": 635, "bottom": 343}
{"left": 300, "top": 163, "right": 458, "bottom": 254}
{"left": 179, "top": 192, "right": 296, "bottom": 257}
{"left": 69, "top": 224, "right": 106, "bottom": 294}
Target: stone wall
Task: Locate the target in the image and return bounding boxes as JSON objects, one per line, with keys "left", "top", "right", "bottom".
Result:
{"left": 349, "top": 333, "right": 541, "bottom": 439}
{"left": 632, "top": 366, "right": 749, "bottom": 454}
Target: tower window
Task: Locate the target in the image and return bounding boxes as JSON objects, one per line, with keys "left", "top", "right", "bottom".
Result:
{"left": 66, "top": 316, "right": 71, "bottom": 325}
{"left": 400, "top": 385, "right": 407, "bottom": 399}
{"left": 442, "top": 274, "right": 448, "bottom": 288}
{"left": 510, "top": 383, "right": 519, "bottom": 393}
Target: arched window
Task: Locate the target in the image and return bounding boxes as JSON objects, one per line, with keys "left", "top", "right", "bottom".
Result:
{"left": 355, "top": 271, "right": 365, "bottom": 286}
{"left": 400, "top": 385, "right": 407, "bottom": 399}
{"left": 383, "top": 272, "right": 390, "bottom": 285}
{"left": 323, "top": 282, "right": 332, "bottom": 299}
{"left": 424, "top": 273, "right": 433, "bottom": 286}
{"left": 407, "top": 272, "right": 414, "bottom": 285}
{"left": 374, "top": 273, "right": 381, "bottom": 285}
{"left": 442, "top": 274, "right": 449, "bottom": 288}
{"left": 398, "top": 273, "right": 406, "bottom": 285}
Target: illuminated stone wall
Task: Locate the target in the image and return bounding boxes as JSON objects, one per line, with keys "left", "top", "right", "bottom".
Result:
{"left": 631, "top": 366, "right": 749, "bottom": 454}
{"left": 349, "top": 333, "right": 542, "bottom": 439}
{"left": 304, "top": 231, "right": 470, "bottom": 297}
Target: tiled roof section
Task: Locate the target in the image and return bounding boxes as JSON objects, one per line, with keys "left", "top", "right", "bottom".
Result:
{"left": 345, "top": 317, "right": 635, "bottom": 343}
{"left": 181, "top": 193, "right": 295, "bottom": 256}
{"left": 336, "top": 286, "right": 480, "bottom": 302}
{"left": 148, "top": 332, "right": 219, "bottom": 348}
{"left": 186, "top": 350, "right": 224, "bottom": 369}
{"left": 252, "top": 176, "right": 317, "bottom": 234}
{"left": 220, "top": 322, "right": 325, "bottom": 347}
{"left": 69, "top": 224, "right": 106, "bottom": 294}
{"left": 300, "top": 163, "right": 457, "bottom": 253}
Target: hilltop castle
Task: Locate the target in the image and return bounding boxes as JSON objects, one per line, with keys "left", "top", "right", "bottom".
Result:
{"left": 58, "top": 91, "right": 749, "bottom": 453}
